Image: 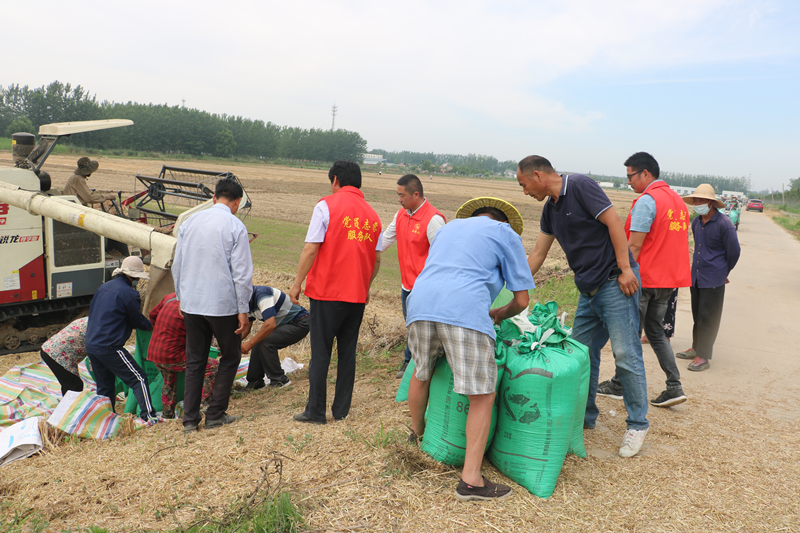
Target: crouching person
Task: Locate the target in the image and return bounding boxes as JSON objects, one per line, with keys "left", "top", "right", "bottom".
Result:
{"left": 85, "top": 256, "right": 157, "bottom": 420}
{"left": 148, "top": 292, "right": 219, "bottom": 418}
{"left": 242, "top": 286, "right": 309, "bottom": 390}
{"left": 406, "top": 198, "right": 535, "bottom": 501}
{"left": 40, "top": 317, "right": 89, "bottom": 396}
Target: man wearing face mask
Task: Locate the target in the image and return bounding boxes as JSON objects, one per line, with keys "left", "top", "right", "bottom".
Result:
{"left": 85, "top": 256, "right": 157, "bottom": 420}
{"left": 676, "top": 184, "right": 740, "bottom": 371}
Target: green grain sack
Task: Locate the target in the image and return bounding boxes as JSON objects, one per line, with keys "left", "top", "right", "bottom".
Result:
{"left": 395, "top": 359, "right": 416, "bottom": 402}
{"left": 560, "top": 336, "right": 590, "bottom": 457}
{"left": 488, "top": 329, "right": 580, "bottom": 498}
{"left": 420, "top": 350, "right": 505, "bottom": 466}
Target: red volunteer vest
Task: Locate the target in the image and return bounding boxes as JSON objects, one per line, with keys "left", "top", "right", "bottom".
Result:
{"left": 395, "top": 200, "right": 445, "bottom": 290}
{"left": 624, "top": 180, "right": 692, "bottom": 289}
{"left": 305, "top": 186, "right": 382, "bottom": 303}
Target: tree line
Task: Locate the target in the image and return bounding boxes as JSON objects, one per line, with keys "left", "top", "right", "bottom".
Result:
{"left": 0, "top": 81, "right": 367, "bottom": 162}
{"left": 370, "top": 149, "right": 518, "bottom": 176}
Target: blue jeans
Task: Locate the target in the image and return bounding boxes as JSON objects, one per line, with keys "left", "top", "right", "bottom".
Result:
{"left": 572, "top": 269, "right": 649, "bottom": 431}
{"left": 401, "top": 288, "right": 412, "bottom": 364}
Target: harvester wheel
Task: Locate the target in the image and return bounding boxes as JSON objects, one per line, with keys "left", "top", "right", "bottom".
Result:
{"left": 4, "top": 335, "right": 20, "bottom": 350}
{"left": 47, "top": 327, "right": 61, "bottom": 338}
{"left": 28, "top": 334, "right": 40, "bottom": 345}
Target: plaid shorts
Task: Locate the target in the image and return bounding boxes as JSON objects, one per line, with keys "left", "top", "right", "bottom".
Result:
{"left": 408, "top": 321, "right": 497, "bottom": 396}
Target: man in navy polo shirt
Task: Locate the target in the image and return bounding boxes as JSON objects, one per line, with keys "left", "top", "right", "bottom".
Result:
{"left": 517, "top": 155, "right": 650, "bottom": 458}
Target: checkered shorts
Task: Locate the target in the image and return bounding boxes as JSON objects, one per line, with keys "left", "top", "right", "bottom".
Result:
{"left": 408, "top": 321, "right": 497, "bottom": 396}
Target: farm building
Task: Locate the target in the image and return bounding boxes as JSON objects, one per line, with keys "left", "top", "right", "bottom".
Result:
{"left": 362, "top": 153, "right": 386, "bottom": 165}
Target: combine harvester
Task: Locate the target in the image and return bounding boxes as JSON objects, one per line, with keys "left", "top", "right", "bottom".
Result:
{"left": 0, "top": 120, "right": 251, "bottom": 355}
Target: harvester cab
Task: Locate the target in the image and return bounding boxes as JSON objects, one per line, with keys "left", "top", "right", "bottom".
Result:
{"left": 0, "top": 120, "right": 183, "bottom": 355}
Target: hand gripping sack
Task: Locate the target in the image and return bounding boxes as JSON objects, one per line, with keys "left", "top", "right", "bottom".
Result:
{"left": 488, "top": 328, "right": 580, "bottom": 498}
{"left": 420, "top": 349, "right": 505, "bottom": 466}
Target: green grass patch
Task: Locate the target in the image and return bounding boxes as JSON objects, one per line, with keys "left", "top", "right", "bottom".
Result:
{"left": 182, "top": 491, "right": 304, "bottom": 533}
{"left": 244, "top": 216, "right": 402, "bottom": 291}
{"left": 532, "top": 273, "right": 579, "bottom": 327}
{"left": 773, "top": 216, "right": 800, "bottom": 239}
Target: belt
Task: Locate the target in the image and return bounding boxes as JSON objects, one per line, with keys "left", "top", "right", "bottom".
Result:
{"left": 582, "top": 267, "right": 623, "bottom": 298}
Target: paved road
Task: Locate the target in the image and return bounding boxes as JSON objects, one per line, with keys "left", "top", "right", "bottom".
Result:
{"left": 655, "top": 211, "right": 800, "bottom": 419}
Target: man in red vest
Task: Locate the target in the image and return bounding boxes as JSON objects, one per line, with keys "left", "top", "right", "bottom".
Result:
{"left": 289, "top": 160, "right": 382, "bottom": 424}
{"left": 597, "top": 152, "right": 691, "bottom": 407}
{"left": 380, "top": 174, "right": 446, "bottom": 379}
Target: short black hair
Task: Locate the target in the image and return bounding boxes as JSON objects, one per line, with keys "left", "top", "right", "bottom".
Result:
{"left": 517, "top": 155, "right": 555, "bottom": 176}
{"left": 328, "top": 160, "right": 362, "bottom": 189}
{"left": 215, "top": 178, "right": 243, "bottom": 200}
{"left": 397, "top": 174, "right": 423, "bottom": 196}
{"left": 471, "top": 206, "right": 508, "bottom": 223}
{"left": 624, "top": 152, "right": 660, "bottom": 179}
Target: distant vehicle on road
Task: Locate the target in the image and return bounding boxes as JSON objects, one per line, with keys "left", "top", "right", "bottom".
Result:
{"left": 747, "top": 199, "right": 764, "bottom": 212}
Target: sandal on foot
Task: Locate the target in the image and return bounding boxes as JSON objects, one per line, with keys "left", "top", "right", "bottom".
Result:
{"left": 687, "top": 358, "right": 710, "bottom": 371}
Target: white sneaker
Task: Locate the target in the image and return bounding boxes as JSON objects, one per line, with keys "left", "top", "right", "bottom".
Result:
{"left": 619, "top": 428, "right": 648, "bottom": 458}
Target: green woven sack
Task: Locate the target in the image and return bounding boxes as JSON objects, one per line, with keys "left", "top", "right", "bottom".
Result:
{"left": 395, "top": 359, "right": 416, "bottom": 402}
{"left": 420, "top": 350, "right": 505, "bottom": 466}
{"left": 488, "top": 329, "right": 580, "bottom": 498}
{"left": 560, "top": 337, "right": 589, "bottom": 457}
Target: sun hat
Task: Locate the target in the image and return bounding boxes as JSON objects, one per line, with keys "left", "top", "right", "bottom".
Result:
{"left": 682, "top": 184, "right": 725, "bottom": 210}
{"left": 455, "top": 197, "right": 524, "bottom": 236}
{"left": 75, "top": 156, "right": 99, "bottom": 177}
{"left": 112, "top": 256, "right": 150, "bottom": 280}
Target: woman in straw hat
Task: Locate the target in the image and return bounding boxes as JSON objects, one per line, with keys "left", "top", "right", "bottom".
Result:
{"left": 62, "top": 156, "right": 116, "bottom": 205}
{"left": 675, "top": 184, "right": 740, "bottom": 372}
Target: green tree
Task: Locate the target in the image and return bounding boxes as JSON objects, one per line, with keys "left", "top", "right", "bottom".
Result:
{"left": 4, "top": 116, "right": 34, "bottom": 137}
{"left": 421, "top": 159, "right": 433, "bottom": 172}
{"left": 215, "top": 128, "right": 236, "bottom": 157}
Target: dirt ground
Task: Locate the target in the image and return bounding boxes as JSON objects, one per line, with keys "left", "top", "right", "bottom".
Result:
{"left": 1, "top": 154, "right": 799, "bottom": 532}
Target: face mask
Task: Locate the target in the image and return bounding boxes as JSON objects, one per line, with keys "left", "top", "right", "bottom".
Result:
{"left": 693, "top": 204, "right": 710, "bottom": 216}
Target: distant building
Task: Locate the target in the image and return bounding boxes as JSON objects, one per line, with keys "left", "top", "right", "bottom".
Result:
{"left": 722, "top": 190, "right": 745, "bottom": 199}
{"left": 362, "top": 153, "right": 386, "bottom": 165}
{"left": 441, "top": 163, "right": 452, "bottom": 173}
{"left": 504, "top": 169, "right": 516, "bottom": 178}
{"left": 598, "top": 182, "right": 614, "bottom": 189}
{"left": 670, "top": 185, "right": 695, "bottom": 196}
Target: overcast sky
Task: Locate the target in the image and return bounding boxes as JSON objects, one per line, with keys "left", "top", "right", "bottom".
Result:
{"left": 4, "top": 0, "right": 798, "bottom": 190}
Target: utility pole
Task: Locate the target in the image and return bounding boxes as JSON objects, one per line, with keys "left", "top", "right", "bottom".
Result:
{"left": 783, "top": 183, "right": 785, "bottom": 204}
{"left": 181, "top": 98, "right": 186, "bottom": 108}
{"left": 331, "top": 104, "right": 337, "bottom": 131}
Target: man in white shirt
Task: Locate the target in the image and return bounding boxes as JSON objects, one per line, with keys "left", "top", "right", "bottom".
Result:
{"left": 380, "top": 174, "right": 446, "bottom": 378}
{"left": 173, "top": 179, "right": 253, "bottom": 432}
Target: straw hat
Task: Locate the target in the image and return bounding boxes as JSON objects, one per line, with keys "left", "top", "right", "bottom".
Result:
{"left": 455, "top": 197, "right": 524, "bottom": 236}
{"left": 75, "top": 156, "right": 99, "bottom": 176}
{"left": 683, "top": 184, "right": 725, "bottom": 210}
{"left": 112, "top": 256, "right": 150, "bottom": 280}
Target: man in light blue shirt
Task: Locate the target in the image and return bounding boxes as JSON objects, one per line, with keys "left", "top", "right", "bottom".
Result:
{"left": 173, "top": 179, "right": 253, "bottom": 432}
{"left": 406, "top": 198, "right": 535, "bottom": 501}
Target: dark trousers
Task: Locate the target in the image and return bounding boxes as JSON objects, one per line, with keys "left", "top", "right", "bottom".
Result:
{"left": 690, "top": 284, "right": 726, "bottom": 360}
{"left": 87, "top": 347, "right": 156, "bottom": 420}
{"left": 612, "top": 288, "right": 683, "bottom": 392}
{"left": 40, "top": 349, "right": 84, "bottom": 396}
{"left": 303, "top": 299, "right": 365, "bottom": 422}
{"left": 663, "top": 288, "right": 679, "bottom": 338}
{"left": 247, "top": 316, "right": 310, "bottom": 383}
{"left": 183, "top": 313, "right": 242, "bottom": 426}
{"left": 401, "top": 289, "right": 412, "bottom": 364}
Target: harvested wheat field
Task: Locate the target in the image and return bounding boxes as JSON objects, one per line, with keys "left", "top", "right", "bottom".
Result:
{"left": 2, "top": 154, "right": 800, "bottom": 532}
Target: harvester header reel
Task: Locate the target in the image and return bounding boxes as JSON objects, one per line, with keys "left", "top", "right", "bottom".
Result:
{"left": 128, "top": 165, "right": 251, "bottom": 227}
